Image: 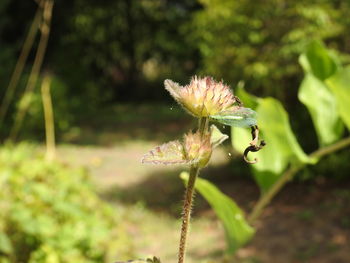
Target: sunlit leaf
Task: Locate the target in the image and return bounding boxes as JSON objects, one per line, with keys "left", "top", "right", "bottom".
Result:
{"left": 141, "top": 141, "right": 187, "bottom": 165}
{"left": 181, "top": 172, "right": 255, "bottom": 253}
{"left": 232, "top": 97, "right": 316, "bottom": 191}
{"left": 231, "top": 126, "right": 251, "bottom": 154}
{"left": 298, "top": 73, "right": 344, "bottom": 146}
{"left": 326, "top": 66, "right": 350, "bottom": 130}
{"left": 254, "top": 98, "right": 315, "bottom": 168}
{"left": 210, "top": 107, "right": 257, "bottom": 127}
{"left": 299, "top": 40, "right": 338, "bottom": 80}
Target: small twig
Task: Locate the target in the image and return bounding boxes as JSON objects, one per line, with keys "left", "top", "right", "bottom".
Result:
{"left": 41, "top": 73, "right": 56, "bottom": 161}
{"left": 10, "top": 0, "right": 54, "bottom": 141}
{"left": 0, "top": 6, "right": 42, "bottom": 126}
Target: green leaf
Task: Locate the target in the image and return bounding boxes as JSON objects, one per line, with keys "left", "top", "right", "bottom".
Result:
{"left": 299, "top": 40, "right": 338, "bottom": 80}
{"left": 231, "top": 125, "right": 252, "bottom": 154}
{"left": 254, "top": 98, "right": 315, "bottom": 171}
{"left": 180, "top": 172, "right": 255, "bottom": 253}
{"left": 232, "top": 97, "right": 316, "bottom": 191}
{"left": 210, "top": 107, "right": 257, "bottom": 127}
{"left": 298, "top": 73, "right": 344, "bottom": 146}
{"left": 0, "top": 232, "right": 13, "bottom": 254}
{"left": 326, "top": 66, "right": 350, "bottom": 130}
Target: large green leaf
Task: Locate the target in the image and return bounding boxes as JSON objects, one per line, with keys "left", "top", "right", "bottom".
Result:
{"left": 299, "top": 40, "right": 338, "bottom": 80}
{"left": 326, "top": 66, "right": 350, "bottom": 130}
{"left": 298, "top": 73, "right": 344, "bottom": 146}
{"left": 180, "top": 172, "right": 255, "bottom": 253}
{"left": 232, "top": 97, "right": 315, "bottom": 191}
{"left": 231, "top": 126, "right": 284, "bottom": 191}
{"left": 256, "top": 98, "right": 315, "bottom": 172}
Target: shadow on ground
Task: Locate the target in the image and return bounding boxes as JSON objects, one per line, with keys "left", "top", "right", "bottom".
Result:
{"left": 102, "top": 160, "right": 350, "bottom": 262}
{"left": 101, "top": 161, "right": 259, "bottom": 217}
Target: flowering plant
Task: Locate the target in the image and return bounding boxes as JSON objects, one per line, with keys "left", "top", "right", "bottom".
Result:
{"left": 142, "top": 76, "right": 265, "bottom": 263}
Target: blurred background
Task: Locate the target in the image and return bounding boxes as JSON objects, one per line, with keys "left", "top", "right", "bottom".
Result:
{"left": 0, "top": 0, "right": 350, "bottom": 262}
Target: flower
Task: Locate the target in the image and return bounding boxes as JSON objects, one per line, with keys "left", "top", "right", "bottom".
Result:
{"left": 164, "top": 76, "right": 237, "bottom": 117}
{"left": 183, "top": 130, "right": 212, "bottom": 168}
{"left": 142, "top": 125, "right": 228, "bottom": 168}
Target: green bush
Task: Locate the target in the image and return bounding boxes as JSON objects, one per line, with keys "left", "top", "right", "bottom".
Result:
{"left": 0, "top": 143, "right": 130, "bottom": 263}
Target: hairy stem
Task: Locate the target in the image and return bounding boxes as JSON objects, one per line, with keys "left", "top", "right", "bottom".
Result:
{"left": 248, "top": 136, "right": 350, "bottom": 224}
{"left": 178, "top": 165, "right": 199, "bottom": 263}
{"left": 178, "top": 117, "right": 208, "bottom": 263}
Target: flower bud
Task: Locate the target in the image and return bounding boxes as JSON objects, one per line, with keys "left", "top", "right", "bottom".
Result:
{"left": 184, "top": 131, "right": 212, "bottom": 168}
{"left": 142, "top": 126, "right": 228, "bottom": 168}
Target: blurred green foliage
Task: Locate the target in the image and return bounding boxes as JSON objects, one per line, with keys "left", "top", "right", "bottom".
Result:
{"left": 190, "top": 0, "right": 350, "bottom": 100}
{"left": 11, "top": 75, "right": 77, "bottom": 140}
{"left": 232, "top": 40, "right": 350, "bottom": 191}
{"left": 298, "top": 41, "right": 344, "bottom": 146}
{"left": 0, "top": 143, "right": 130, "bottom": 263}
{"left": 1, "top": 0, "right": 350, "bottom": 139}
{"left": 0, "top": 0, "right": 198, "bottom": 138}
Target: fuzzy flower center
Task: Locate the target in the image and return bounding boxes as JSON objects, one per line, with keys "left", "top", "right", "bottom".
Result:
{"left": 165, "top": 76, "right": 236, "bottom": 117}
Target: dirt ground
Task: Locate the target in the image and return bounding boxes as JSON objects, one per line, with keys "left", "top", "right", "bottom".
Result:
{"left": 56, "top": 105, "right": 350, "bottom": 263}
{"left": 56, "top": 143, "right": 349, "bottom": 263}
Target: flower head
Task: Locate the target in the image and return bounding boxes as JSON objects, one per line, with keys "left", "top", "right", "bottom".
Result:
{"left": 142, "top": 125, "right": 228, "bottom": 168}
{"left": 183, "top": 131, "right": 212, "bottom": 168}
{"left": 165, "top": 76, "right": 236, "bottom": 117}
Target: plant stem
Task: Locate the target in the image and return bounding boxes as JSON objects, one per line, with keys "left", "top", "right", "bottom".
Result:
{"left": 41, "top": 73, "right": 56, "bottom": 162}
{"left": 198, "top": 117, "right": 208, "bottom": 137}
{"left": 309, "top": 136, "right": 350, "bottom": 159}
{"left": 248, "top": 166, "right": 300, "bottom": 224}
{"left": 0, "top": 5, "right": 42, "bottom": 126}
{"left": 178, "top": 165, "right": 199, "bottom": 263}
{"left": 178, "top": 117, "right": 208, "bottom": 263}
{"left": 248, "top": 136, "right": 350, "bottom": 224}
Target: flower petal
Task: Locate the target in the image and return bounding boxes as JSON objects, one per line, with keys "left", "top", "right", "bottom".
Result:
{"left": 164, "top": 79, "right": 182, "bottom": 101}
